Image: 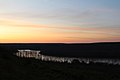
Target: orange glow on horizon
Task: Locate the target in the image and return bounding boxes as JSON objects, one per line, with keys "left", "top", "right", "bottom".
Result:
{"left": 0, "top": 19, "right": 120, "bottom": 43}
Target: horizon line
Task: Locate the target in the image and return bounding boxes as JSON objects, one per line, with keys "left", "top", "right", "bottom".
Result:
{"left": 0, "top": 41, "right": 120, "bottom": 44}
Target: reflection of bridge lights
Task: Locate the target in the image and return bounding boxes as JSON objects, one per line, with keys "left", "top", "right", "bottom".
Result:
{"left": 15, "top": 49, "right": 120, "bottom": 65}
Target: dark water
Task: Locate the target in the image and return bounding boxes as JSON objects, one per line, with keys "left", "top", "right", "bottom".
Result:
{"left": 0, "top": 42, "right": 120, "bottom": 58}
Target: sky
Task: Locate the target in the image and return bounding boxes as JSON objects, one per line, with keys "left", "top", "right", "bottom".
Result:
{"left": 0, "top": 0, "right": 120, "bottom": 43}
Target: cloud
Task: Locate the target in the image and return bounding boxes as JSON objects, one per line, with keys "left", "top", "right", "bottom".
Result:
{"left": 0, "top": 19, "right": 47, "bottom": 28}
{"left": 0, "top": 19, "right": 120, "bottom": 38}
{"left": 0, "top": 19, "right": 120, "bottom": 43}
{"left": 1, "top": 7, "right": 120, "bottom": 27}
{"left": 0, "top": 8, "right": 101, "bottom": 21}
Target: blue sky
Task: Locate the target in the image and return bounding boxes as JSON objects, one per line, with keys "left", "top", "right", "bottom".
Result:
{"left": 0, "top": 0, "right": 120, "bottom": 43}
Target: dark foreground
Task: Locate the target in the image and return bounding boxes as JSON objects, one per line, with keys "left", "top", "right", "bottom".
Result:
{"left": 0, "top": 45, "right": 120, "bottom": 80}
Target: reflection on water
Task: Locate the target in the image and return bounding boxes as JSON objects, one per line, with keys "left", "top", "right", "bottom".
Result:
{"left": 15, "top": 49, "right": 120, "bottom": 65}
